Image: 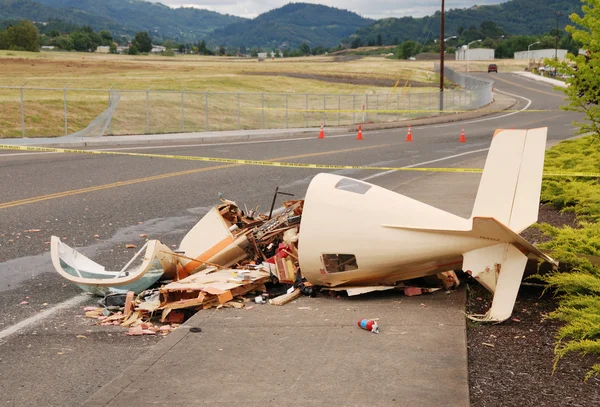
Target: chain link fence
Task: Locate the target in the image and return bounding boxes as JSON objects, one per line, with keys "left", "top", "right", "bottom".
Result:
{"left": 0, "top": 68, "right": 493, "bottom": 138}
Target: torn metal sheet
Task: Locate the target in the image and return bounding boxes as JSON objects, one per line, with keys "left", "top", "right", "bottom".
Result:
{"left": 298, "top": 128, "right": 557, "bottom": 322}
{"left": 50, "top": 236, "right": 177, "bottom": 295}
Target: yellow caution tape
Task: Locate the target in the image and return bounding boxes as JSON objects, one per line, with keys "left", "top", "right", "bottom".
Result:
{"left": 1, "top": 144, "right": 598, "bottom": 178}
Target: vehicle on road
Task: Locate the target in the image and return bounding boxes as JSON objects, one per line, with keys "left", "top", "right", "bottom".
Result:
{"left": 487, "top": 63, "right": 498, "bottom": 73}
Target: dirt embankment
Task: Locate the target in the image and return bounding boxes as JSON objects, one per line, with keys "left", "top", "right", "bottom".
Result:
{"left": 244, "top": 71, "right": 434, "bottom": 88}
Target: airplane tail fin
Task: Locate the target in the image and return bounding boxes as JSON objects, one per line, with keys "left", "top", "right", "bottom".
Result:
{"left": 466, "top": 128, "right": 549, "bottom": 321}
{"left": 471, "top": 128, "right": 547, "bottom": 234}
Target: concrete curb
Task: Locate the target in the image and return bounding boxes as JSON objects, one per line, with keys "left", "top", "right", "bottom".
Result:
{"left": 2, "top": 94, "right": 517, "bottom": 149}
{"left": 82, "top": 316, "right": 210, "bottom": 407}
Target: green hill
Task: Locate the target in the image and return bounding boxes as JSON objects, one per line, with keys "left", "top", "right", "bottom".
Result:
{"left": 211, "top": 2, "right": 373, "bottom": 49}
{"left": 1, "top": 0, "right": 245, "bottom": 41}
{"left": 350, "top": 0, "right": 583, "bottom": 45}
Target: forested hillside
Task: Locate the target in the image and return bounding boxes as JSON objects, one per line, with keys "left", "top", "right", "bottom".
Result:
{"left": 1, "top": 0, "right": 244, "bottom": 41}
{"left": 350, "top": 0, "right": 582, "bottom": 46}
{"left": 211, "top": 3, "right": 373, "bottom": 49}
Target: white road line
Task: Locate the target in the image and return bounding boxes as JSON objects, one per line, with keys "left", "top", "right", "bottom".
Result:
{"left": 360, "top": 147, "right": 490, "bottom": 181}
{"left": 429, "top": 89, "right": 532, "bottom": 128}
{"left": 0, "top": 294, "right": 89, "bottom": 343}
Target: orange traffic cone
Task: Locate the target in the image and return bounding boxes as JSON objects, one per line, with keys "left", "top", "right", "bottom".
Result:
{"left": 459, "top": 126, "right": 466, "bottom": 143}
{"left": 318, "top": 123, "right": 325, "bottom": 139}
{"left": 406, "top": 125, "right": 413, "bottom": 142}
{"left": 357, "top": 126, "right": 363, "bottom": 140}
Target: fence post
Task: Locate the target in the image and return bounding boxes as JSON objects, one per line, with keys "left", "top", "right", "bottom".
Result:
{"left": 337, "top": 94, "right": 341, "bottom": 126}
{"left": 396, "top": 92, "right": 400, "bottom": 121}
{"left": 365, "top": 94, "right": 369, "bottom": 123}
{"left": 205, "top": 91, "right": 209, "bottom": 131}
{"left": 146, "top": 87, "right": 151, "bottom": 134}
{"left": 20, "top": 81, "right": 27, "bottom": 138}
{"left": 63, "top": 82, "right": 71, "bottom": 136}
{"left": 323, "top": 94, "right": 326, "bottom": 126}
{"left": 261, "top": 93, "right": 264, "bottom": 129}
{"left": 108, "top": 84, "right": 115, "bottom": 135}
{"left": 237, "top": 91, "right": 241, "bottom": 130}
{"left": 385, "top": 94, "right": 388, "bottom": 122}
{"left": 285, "top": 93, "right": 288, "bottom": 129}
{"left": 305, "top": 93, "right": 308, "bottom": 128}
{"left": 376, "top": 94, "right": 379, "bottom": 122}
{"left": 429, "top": 93, "right": 432, "bottom": 117}
{"left": 181, "top": 88, "right": 185, "bottom": 132}
{"left": 352, "top": 94, "right": 356, "bottom": 124}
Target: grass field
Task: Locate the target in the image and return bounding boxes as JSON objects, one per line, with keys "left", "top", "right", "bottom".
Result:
{"left": 0, "top": 51, "right": 527, "bottom": 138}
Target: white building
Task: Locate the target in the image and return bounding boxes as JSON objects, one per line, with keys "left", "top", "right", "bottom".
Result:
{"left": 514, "top": 49, "right": 568, "bottom": 60}
{"left": 96, "top": 46, "right": 110, "bottom": 53}
{"left": 151, "top": 45, "right": 167, "bottom": 53}
{"left": 257, "top": 52, "right": 267, "bottom": 61}
{"left": 455, "top": 47, "right": 495, "bottom": 61}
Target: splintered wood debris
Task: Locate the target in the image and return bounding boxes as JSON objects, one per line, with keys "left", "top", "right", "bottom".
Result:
{"left": 79, "top": 198, "right": 307, "bottom": 336}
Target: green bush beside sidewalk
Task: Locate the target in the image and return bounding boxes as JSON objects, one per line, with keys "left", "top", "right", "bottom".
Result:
{"left": 536, "top": 135, "right": 600, "bottom": 379}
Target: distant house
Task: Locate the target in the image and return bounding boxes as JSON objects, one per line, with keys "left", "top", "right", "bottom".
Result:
{"left": 151, "top": 45, "right": 166, "bottom": 53}
{"left": 96, "top": 46, "right": 110, "bottom": 53}
{"left": 257, "top": 52, "right": 267, "bottom": 61}
{"left": 514, "top": 49, "right": 568, "bottom": 60}
{"left": 455, "top": 47, "right": 495, "bottom": 61}
{"left": 41, "top": 46, "right": 55, "bottom": 51}
{"left": 116, "top": 46, "right": 129, "bottom": 54}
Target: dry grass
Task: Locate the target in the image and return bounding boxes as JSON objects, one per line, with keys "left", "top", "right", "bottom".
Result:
{"left": 0, "top": 50, "right": 513, "bottom": 137}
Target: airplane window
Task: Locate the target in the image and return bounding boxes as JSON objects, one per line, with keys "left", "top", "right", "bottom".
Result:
{"left": 321, "top": 254, "right": 358, "bottom": 273}
{"left": 334, "top": 178, "right": 371, "bottom": 194}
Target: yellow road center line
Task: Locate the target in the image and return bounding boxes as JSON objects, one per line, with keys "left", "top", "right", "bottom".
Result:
{"left": 0, "top": 143, "right": 391, "bottom": 210}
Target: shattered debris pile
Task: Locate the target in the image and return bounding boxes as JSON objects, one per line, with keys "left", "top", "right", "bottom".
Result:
{"left": 54, "top": 199, "right": 311, "bottom": 335}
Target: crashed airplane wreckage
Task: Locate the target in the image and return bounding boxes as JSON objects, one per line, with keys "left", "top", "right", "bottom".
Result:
{"left": 51, "top": 127, "right": 557, "bottom": 323}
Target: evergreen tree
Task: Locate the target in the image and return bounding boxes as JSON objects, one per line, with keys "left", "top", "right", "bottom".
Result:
{"left": 133, "top": 32, "right": 152, "bottom": 53}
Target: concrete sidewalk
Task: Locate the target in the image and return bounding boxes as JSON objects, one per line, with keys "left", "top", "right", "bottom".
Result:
{"left": 1, "top": 92, "right": 517, "bottom": 149}
{"left": 82, "top": 154, "right": 491, "bottom": 407}
{"left": 83, "top": 290, "right": 469, "bottom": 407}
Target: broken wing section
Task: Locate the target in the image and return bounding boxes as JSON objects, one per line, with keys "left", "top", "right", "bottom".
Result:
{"left": 50, "top": 236, "right": 177, "bottom": 295}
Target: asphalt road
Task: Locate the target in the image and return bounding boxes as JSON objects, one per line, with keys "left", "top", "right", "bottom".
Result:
{"left": 0, "top": 72, "right": 581, "bottom": 406}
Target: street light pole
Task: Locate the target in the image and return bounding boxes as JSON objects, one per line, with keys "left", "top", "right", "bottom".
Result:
{"left": 528, "top": 41, "right": 540, "bottom": 63}
{"left": 439, "top": 0, "right": 445, "bottom": 113}
{"left": 555, "top": 11, "right": 562, "bottom": 60}
{"left": 466, "top": 39, "right": 482, "bottom": 73}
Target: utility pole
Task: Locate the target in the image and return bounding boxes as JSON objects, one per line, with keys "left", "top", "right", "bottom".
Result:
{"left": 439, "top": 0, "right": 445, "bottom": 113}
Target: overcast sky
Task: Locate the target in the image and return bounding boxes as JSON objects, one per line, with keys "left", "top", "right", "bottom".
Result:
{"left": 148, "top": 1, "right": 507, "bottom": 19}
